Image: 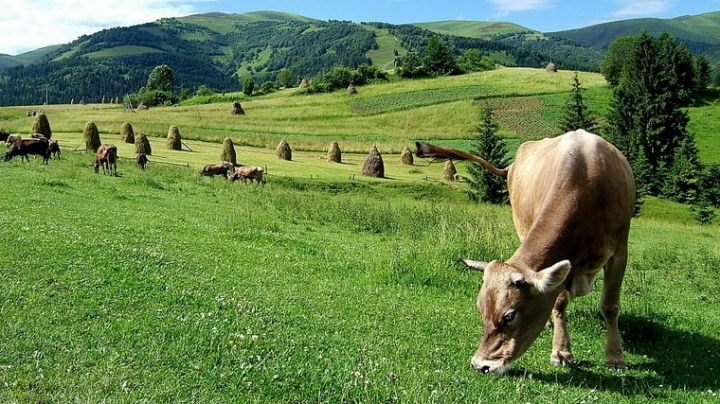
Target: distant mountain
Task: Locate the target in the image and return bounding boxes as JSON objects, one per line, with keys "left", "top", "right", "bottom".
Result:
{"left": 0, "top": 10, "right": 719, "bottom": 107}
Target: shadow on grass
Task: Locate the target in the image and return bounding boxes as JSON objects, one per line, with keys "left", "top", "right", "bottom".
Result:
{"left": 521, "top": 313, "right": 720, "bottom": 398}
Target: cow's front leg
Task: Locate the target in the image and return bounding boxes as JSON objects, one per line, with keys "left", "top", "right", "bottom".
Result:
{"left": 550, "top": 289, "right": 573, "bottom": 366}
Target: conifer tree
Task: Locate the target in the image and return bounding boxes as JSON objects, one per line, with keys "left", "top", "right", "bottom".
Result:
{"left": 560, "top": 72, "right": 598, "bottom": 133}
{"left": 466, "top": 106, "right": 510, "bottom": 204}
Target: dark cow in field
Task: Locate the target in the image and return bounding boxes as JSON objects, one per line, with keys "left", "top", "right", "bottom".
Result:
{"left": 48, "top": 139, "right": 61, "bottom": 159}
{"left": 4, "top": 138, "right": 51, "bottom": 164}
{"left": 93, "top": 144, "right": 118, "bottom": 175}
{"left": 416, "top": 129, "right": 635, "bottom": 374}
{"left": 0, "top": 131, "right": 10, "bottom": 143}
{"left": 229, "top": 166, "right": 265, "bottom": 185}
{"left": 201, "top": 161, "right": 235, "bottom": 178}
{"left": 136, "top": 153, "right": 148, "bottom": 170}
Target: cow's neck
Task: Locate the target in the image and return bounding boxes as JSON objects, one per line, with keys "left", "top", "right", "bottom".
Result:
{"left": 506, "top": 220, "right": 575, "bottom": 273}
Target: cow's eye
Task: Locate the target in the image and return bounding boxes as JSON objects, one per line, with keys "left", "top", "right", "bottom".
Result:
{"left": 503, "top": 310, "right": 517, "bottom": 325}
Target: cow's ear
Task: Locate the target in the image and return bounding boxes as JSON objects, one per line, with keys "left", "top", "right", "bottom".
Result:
{"left": 530, "top": 260, "right": 571, "bottom": 294}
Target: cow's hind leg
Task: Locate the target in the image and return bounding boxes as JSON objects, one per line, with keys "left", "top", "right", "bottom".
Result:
{"left": 601, "top": 243, "right": 628, "bottom": 370}
{"left": 550, "top": 289, "right": 573, "bottom": 366}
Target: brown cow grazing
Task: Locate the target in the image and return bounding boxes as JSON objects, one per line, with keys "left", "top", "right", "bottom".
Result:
{"left": 136, "top": 153, "right": 148, "bottom": 170}
{"left": 229, "top": 166, "right": 265, "bottom": 185}
{"left": 4, "top": 138, "right": 50, "bottom": 164}
{"left": 201, "top": 161, "right": 234, "bottom": 178}
{"left": 416, "top": 130, "right": 635, "bottom": 374}
{"left": 48, "top": 139, "right": 61, "bottom": 159}
{"left": 93, "top": 144, "right": 118, "bottom": 175}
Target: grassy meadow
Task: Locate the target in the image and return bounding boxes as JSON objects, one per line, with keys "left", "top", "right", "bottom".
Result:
{"left": 1, "top": 68, "right": 719, "bottom": 403}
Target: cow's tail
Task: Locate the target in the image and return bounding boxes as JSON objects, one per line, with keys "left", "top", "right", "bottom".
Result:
{"left": 415, "top": 142, "right": 508, "bottom": 177}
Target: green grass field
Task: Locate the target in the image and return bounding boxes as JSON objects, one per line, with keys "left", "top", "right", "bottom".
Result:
{"left": 1, "top": 67, "right": 719, "bottom": 403}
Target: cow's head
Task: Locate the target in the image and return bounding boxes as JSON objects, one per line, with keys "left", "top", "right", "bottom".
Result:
{"left": 471, "top": 259, "right": 571, "bottom": 373}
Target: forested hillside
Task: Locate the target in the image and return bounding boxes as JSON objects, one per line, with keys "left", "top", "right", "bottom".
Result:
{"left": 0, "top": 12, "right": 597, "bottom": 107}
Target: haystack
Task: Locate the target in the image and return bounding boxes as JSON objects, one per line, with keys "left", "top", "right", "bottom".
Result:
{"left": 327, "top": 141, "right": 341, "bottom": 163}
{"left": 166, "top": 125, "right": 182, "bottom": 150}
{"left": 102, "top": 95, "right": 107, "bottom": 104}
{"left": 83, "top": 121, "right": 101, "bottom": 153}
{"left": 276, "top": 140, "right": 292, "bottom": 161}
{"left": 120, "top": 122, "right": 135, "bottom": 144}
{"left": 135, "top": 133, "right": 152, "bottom": 155}
{"left": 32, "top": 112, "right": 52, "bottom": 139}
{"left": 362, "top": 145, "right": 384, "bottom": 178}
{"left": 346, "top": 83, "right": 357, "bottom": 95}
{"left": 299, "top": 78, "right": 309, "bottom": 88}
{"left": 442, "top": 160, "right": 457, "bottom": 182}
{"left": 230, "top": 101, "right": 245, "bottom": 115}
{"left": 400, "top": 145, "right": 414, "bottom": 165}
{"left": 137, "top": 100, "right": 148, "bottom": 110}
{"left": 546, "top": 62, "right": 557, "bottom": 72}
{"left": 220, "top": 137, "right": 237, "bottom": 166}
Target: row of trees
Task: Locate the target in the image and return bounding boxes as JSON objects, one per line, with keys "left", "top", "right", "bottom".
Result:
{"left": 465, "top": 30, "right": 718, "bottom": 223}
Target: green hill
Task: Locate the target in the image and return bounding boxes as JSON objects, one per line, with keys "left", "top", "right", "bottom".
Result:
{"left": 412, "top": 20, "right": 532, "bottom": 39}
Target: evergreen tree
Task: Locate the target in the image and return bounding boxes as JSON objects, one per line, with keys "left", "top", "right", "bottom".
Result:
{"left": 423, "top": 36, "right": 459, "bottom": 76}
{"left": 242, "top": 77, "right": 255, "bottom": 96}
{"left": 397, "top": 52, "right": 425, "bottom": 78}
{"left": 604, "top": 30, "right": 697, "bottom": 196}
{"left": 560, "top": 71, "right": 598, "bottom": 133}
{"left": 664, "top": 133, "right": 703, "bottom": 203}
{"left": 466, "top": 106, "right": 510, "bottom": 204}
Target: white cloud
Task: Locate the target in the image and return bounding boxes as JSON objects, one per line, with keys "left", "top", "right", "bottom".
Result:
{"left": 612, "top": 0, "right": 671, "bottom": 17}
{"left": 0, "top": 0, "right": 205, "bottom": 55}
{"left": 488, "top": 0, "right": 555, "bottom": 13}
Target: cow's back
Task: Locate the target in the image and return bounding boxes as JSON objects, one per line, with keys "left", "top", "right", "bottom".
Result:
{"left": 507, "top": 130, "right": 635, "bottom": 276}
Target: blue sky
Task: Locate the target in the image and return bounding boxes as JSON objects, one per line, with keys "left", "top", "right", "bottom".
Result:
{"left": 1, "top": 0, "right": 719, "bottom": 55}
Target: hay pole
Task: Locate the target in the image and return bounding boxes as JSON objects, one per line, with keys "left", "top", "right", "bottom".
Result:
{"left": 181, "top": 141, "right": 193, "bottom": 152}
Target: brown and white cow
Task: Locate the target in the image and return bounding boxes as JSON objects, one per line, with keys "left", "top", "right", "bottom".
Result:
{"left": 93, "top": 144, "right": 118, "bottom": 175}
{"left": 201, "top": 161, "right": 234, "bottom": 178}
{"left": 416, "top": 129, "right": 635, "bottom": 374}
{"left": 4, "top": 137, "right": 50, "bottom": 164}
{"left": 228, "top": 166, "right": 265, "bottom": 185}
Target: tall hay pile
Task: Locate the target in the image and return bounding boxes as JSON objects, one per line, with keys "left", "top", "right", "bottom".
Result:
{"left": 166, "top": 125, "right": 182, "bottom": 150}
{"left": 230, "top": 101, "right": 245, "bottom": 115}
{"left": 442, "top": 160, "right": 457, "bottom": 182}
{"left": 120, "top": 122, "right": 135, "bottom": 144}
{"left": 135, "top": 133, "right": 152, "bottom": 155}
{"left": 137, "top": 101, "right": 148, "bottom": 110}
{"left": 327, "top": 141, "right": 341, "bottom": 163}
{"left": 83, "top": 121, "right": 101, "bottom": 153}
{"left": 299, "top": 78, "right": 309, "bottom": 88}
{"left": 32, "top": 112, "right": 52, "bottom": 139}
{"left": 220, "top": 137, "right": 237, "bottom": 166}
{"left": 346, "top": 84, "right": 357, "bottom": 95}
{"left": 546, "top": 62, "right": 557, "bottom": 72}
{"left": 400, "top": 145, "right": 414, "bottom": 165}
{"left": 276, "top": 140, "right": 292, "bottom": 161}
{"left": 362, "top": 145, "right": 384, "bottom": 178}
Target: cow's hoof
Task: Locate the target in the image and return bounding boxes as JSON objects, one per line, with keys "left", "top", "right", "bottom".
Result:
{"left": 550, "top": 352, "right": 573, "bottom": 367}
{"left": 605, "top": 358, "right": 628, "bottom": 371}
